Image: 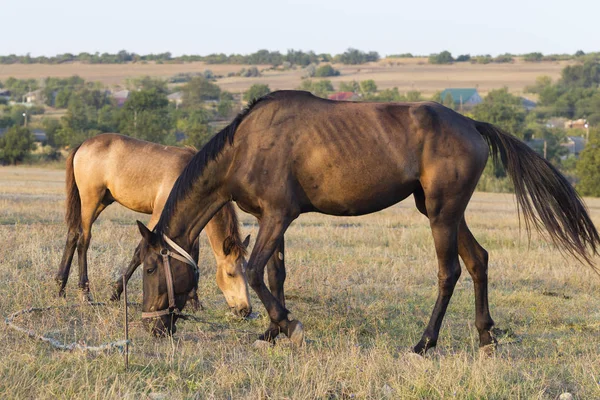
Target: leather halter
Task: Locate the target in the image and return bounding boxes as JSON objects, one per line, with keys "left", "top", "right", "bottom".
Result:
{"left": 141, "top": 234, "right": 199, "bottom": 320}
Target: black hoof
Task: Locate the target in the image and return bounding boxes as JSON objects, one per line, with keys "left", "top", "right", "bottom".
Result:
{"left": 413, "top": 338, "right": 436, "bottom": 355}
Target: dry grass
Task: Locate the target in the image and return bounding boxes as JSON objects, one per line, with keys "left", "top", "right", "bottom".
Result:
{"left": 0, "top": 58, "right": 572, "bottom": 97}
{"left": 1, "top": 166, "right": 599, "bottom": 399}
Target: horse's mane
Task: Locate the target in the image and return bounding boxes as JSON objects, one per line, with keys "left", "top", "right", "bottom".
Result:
{"left": 155, "top": 94, "right": 270, "bottom": 235}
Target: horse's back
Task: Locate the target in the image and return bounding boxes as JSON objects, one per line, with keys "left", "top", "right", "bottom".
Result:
{"left": 73, "top": 134, "right": 195, "bottom": 214}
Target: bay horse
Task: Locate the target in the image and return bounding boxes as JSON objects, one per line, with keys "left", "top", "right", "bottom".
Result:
{"left": 136, "top": 90, "right": 599, "bottom": 352}
{"left": 55, "top": 134, "right": 252, "bottom": 317}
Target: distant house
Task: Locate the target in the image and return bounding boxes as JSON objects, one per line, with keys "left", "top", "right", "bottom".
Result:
{"left": 328, "top": 92, "right": 361, "bottom": 101}
{"left": 562, "top": 136, "right": 586, "bottom": 157}
{"left": 167, "top": 91, "right": 183, "bottom": 108}
{"left": 31, "top": 129, "right": 47, "bottom": 143}
{"left": 111, "top": 90, "right": 130, "bottom": 107}
{"left": 546, "top": 117, "right": 568, "bottom": 129}
{"left": 439, "top": 88, "right": 482, "bottom": 109}
{"left": 0, "top": 89, "right": 10, "bottom": 101}
{"left": 564, "top": 119, "right": 588, "bottom": 130}
{"left": 520, "top": 97, "right": 537, "bottom": 111}
{"left": 0, "top": 127, "right": 46, "bottom": 143}
{"left": 25, "top": 89, "right": 44, "bottom": 104}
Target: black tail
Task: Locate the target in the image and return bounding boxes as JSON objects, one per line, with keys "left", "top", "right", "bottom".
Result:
{"left": 475, "top": 121, "right": 600, "bottom": 268}
{"left": 65, "top": 145, "right": 82, "bottom": 232}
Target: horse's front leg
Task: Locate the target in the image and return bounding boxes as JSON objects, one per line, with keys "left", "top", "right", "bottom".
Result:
{"left": 247, "top": 213, "right": 303, "bottom": 345}
{"left": 266, "top": 238, "right": 286, "bottom": 307}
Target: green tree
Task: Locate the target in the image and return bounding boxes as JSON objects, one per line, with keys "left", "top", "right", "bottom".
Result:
{"left": 314, "top": 64, "right": 340, "bottom": 77}
{"left": 366, "top": 87, "right": 404, "bottom": 102}
{"left": 177, "top": 108, "right": 213, "bottom": 148}
{"left": 336, "top": 48, "right": 379, "bottom": 64}
{"left": 126, "top": 76, "right": 168, "bottom": 94}
{"left": 429, "top": 51, "right": 454, "bottom": 64}
{"left": 471, "top": 88, "right": 526, "bottom": 137}
{"left": 523, "top": 52, "right": 543, "bottom": 62}
{"left": 244, "top": 84, "right": 271, "bottom": 102}
{"left": 119, "top": 88, "right": 173, "bottom": 143}
{"left": 442, "top": 93, "right": 455, "bottom": 109}
{"left": 524, "top": 125, "right": 568, "bottom": 164}
{"left": 339, "top": 81, "right": 359, "bottom": 93}
{"left": 0, "top": 126, "right": 35, "bottom": 165}
{"left": 182, "top": 76, "right": 221, "bottom": 107}
{"left": 297, "top": 80, "right": 333, "bottom": 98}
{"left": 359, "top": 80, "right": 377, "bottom": 96}
{"left": 576, "top": 128, "right": 600, "bottom": 196}
{"left": 41, "top": 118, "right": 61, "bottom": 147}
{"left": 406, "top": 90, "right": 423, "bottom": 102}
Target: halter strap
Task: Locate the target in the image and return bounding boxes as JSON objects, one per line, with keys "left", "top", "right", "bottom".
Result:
{"left": 141, "top": 235, "right": 199, "bottom": 320}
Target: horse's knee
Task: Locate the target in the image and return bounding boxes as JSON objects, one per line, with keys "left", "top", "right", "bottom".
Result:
{"left": 247, "top": 267, "right": 264, "bottom": 289}
{"left": 439, "top": 263, "right": 461, "bottom": 292}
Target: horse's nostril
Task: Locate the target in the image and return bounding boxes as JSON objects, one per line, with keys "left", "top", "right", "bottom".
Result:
{"left": 238, "top": 306, "right": 252, "bottom": 318}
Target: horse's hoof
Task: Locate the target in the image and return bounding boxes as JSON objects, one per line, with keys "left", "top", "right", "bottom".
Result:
{"left": 479, "top": 343, "right": 497, "bottom": 357}
{"left": 287, "top": 319, "right": 304, "bottom": 346}
{"left": 109, "top": 292, "right": 120, "bottom": 302}
{"left": 79, "top": 290, "right": 93, "bottom": 303}
{"left": 57, "top": 289, "right": 66, "bottom": 298}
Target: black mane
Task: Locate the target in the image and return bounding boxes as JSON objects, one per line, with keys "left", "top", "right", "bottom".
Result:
{"left": 155, "top": 95, "right": 269, "bottom": 234}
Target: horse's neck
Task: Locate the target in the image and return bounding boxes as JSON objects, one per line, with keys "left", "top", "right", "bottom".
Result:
{"left": 161, "top": 151, "right": 233, "bottom": 251}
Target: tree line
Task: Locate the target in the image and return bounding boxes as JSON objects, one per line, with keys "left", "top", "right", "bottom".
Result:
{"left": 427, "top": 50, "right": 600, "bottom": 65}
{"left": 0, "top": 48, "right": 380, "bottom": 67}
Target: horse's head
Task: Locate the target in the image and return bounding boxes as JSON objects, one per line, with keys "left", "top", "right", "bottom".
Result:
{"left": 137, "top": 221, "right": 198, "bottom": 337}
{"left": 215, "top": 235, "right": 252, "bottom": 317}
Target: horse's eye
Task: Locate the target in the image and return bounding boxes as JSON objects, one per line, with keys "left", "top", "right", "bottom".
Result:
{"left": 227, "top": 272, "right": 235, "bottom": 278}
{"left": 146, "top": 267, "right": 156, "bottom": 274}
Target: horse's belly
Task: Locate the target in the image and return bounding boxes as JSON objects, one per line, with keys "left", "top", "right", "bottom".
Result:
{"left": 301, "top": 169, "right": 418, "bottom": 216}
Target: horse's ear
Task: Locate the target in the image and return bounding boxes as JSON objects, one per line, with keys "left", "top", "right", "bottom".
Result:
{"left": 137, "top": 220, "right": 157, "bottom": 246}
{"left": 223, "top": 236, "right": 235, "bottom": 256}
{"left": 242, "top": 234, "right": 251, "bottom": 248}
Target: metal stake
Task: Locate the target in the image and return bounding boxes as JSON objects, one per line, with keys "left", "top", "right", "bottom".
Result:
{"left": 123, "top": 275, "right": 129, "bottom": 370}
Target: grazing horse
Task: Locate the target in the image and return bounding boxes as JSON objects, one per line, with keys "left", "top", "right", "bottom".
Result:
{"left": 55, "top": 134, "right": 252, "bottom": 317}
{"left": 136, "top": 90, "right": 598, "bottom": 352}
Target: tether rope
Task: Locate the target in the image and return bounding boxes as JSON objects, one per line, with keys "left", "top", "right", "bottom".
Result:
{"left": 4, "top": 302, "right": 132, "bottom": 352}
{"left": 5, "top": 302, "right": 260, "bottom": 352}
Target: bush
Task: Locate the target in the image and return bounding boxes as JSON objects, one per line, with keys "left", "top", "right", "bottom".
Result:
{"left": 523, "top": 52, "right": 543, "bottom": 62}
{"left": 494, "top": 54, "right": 514, "bottom": 63}
{"left": 243, "top": 84, "right": 271, "bottom": 102}
{"left": 0, "top": 126, "right": 36, "bottom": 165}
{"left": 429, "top": 51, "right": 454, "bottom": 64}
{"left": 239, "top": 67, "right": 261, "bottom": 77}
{"left": 314, "top": 64, "right": 340, "bottom": 77}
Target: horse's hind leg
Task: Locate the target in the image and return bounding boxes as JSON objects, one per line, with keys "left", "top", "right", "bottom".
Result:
{"left": 458, "top": 218, "right": 496, "bottom": 351}
{"left": 77, "top": 194, "right": 107, "bottom": 301}
{"left": 412, "top": 183, "right": 470, "bottom": 355}
{"left": 56, "top": 228, "right": 80, "bottom": 297}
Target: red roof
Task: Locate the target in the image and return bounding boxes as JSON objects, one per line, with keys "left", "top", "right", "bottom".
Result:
{"left": 328, "top": 92, "right": 357, "bottom": 101}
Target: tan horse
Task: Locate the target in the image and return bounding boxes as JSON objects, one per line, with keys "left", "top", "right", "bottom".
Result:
{"left": 55, "top": 133, "right": 252, "bottom": 317}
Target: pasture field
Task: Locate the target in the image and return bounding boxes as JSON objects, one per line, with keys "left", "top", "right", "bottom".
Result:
{"left": 0, "top": 58, "right": 572, "bottom": 97}
{"left": 1, "top": 166, "right": 599, "bottom": 399}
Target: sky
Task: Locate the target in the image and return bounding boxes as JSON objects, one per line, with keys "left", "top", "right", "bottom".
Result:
{"left": 1, "top": 0, "right": 598, "bottom": 57}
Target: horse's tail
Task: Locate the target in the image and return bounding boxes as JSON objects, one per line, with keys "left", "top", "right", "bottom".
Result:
{"left": 65, "top": 145, "right": 82, "bottom": 232}
{"left": 475, "top": 121, "right": 599, "bottom": 268}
